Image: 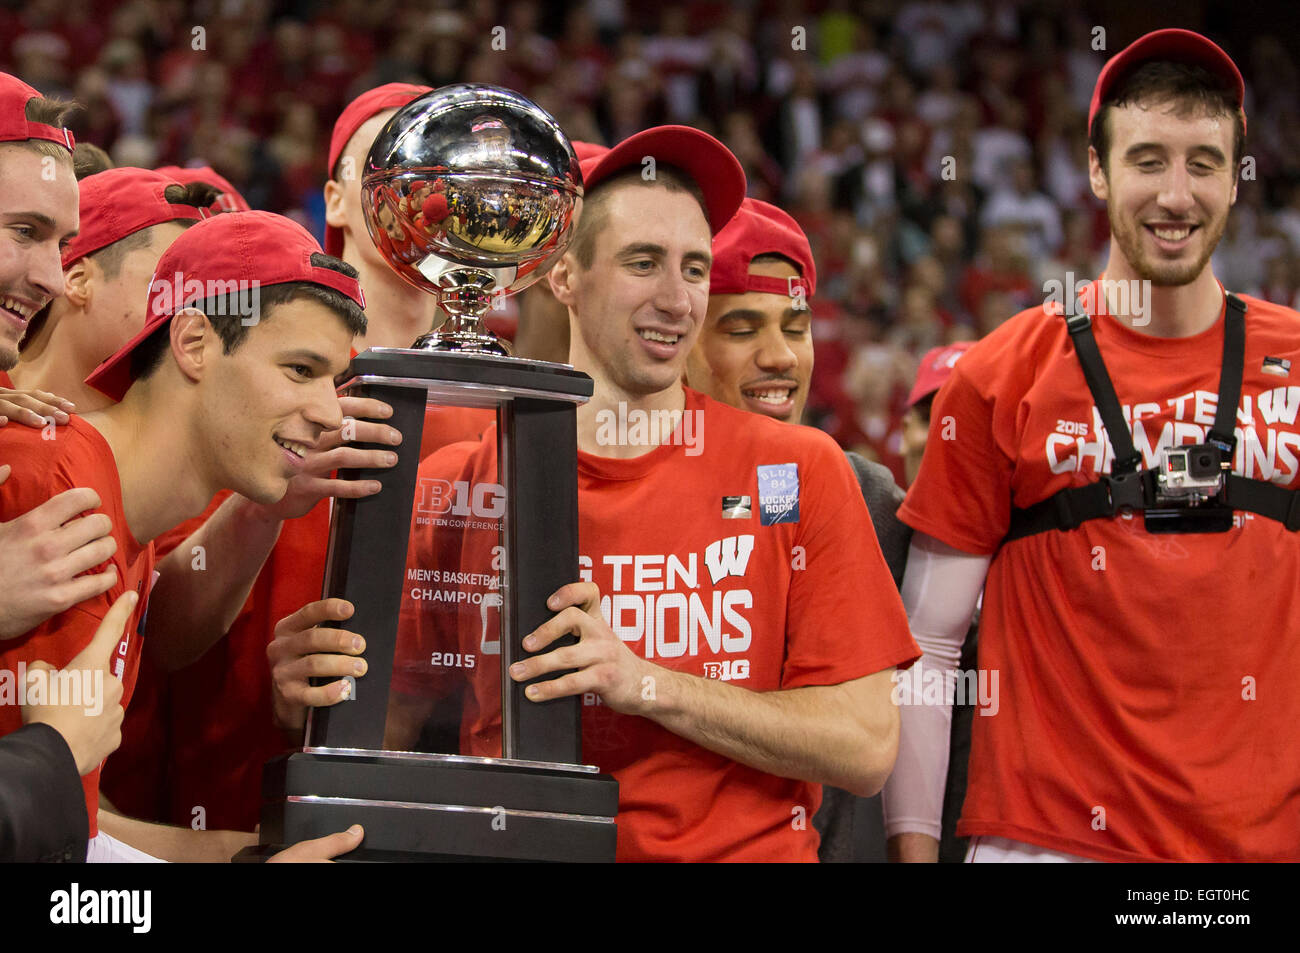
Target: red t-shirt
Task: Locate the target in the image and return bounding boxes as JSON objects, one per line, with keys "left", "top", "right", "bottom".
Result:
{"left": 899, "top": 283, "right": 1300, "bottom": 862}
{"left": 0, "top": 369, "right": 12, "bottom": 387}
{"left": 396, "top": 388, "right": 919, "bottom": 861}
{"left": 0, "top": 416, "right": 156, "bottom": 839}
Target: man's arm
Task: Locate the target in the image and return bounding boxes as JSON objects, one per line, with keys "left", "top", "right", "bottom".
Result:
{"left": 146, "top": 397, "right": 400, "bottom": 671}
{"left": 96, "top": 810, "right": 365, "bottom": 863}
{"left": 511, "top": 582, "right": 900, "bottom": 797}
{"left": 882, "top": 533, "right": 989, "bottom": 862}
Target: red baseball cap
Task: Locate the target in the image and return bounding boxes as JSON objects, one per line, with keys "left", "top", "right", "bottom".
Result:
{"left": 573, "top": 140, "right": 608, "bottom": 167}
{"left": 62, "top": 168, "right": 208, "bottom": 267}
{"left": 85, "top": 211, "right": 365, "bottom": 401}
{"left": 0, "top": 72, "right": 74, "bottom": 152}
{"left": 579, "top": 125, "right": 746, "bottom": 235}
{"left": 1089, "top": 29, "right": 1245, "bottom": 135}
{"left": 155, "top": 165, "right": 252, "bottom": 213}
{"left": 710, "top": 198, "right": 815, "bottom": 299}
{"left": 325, "top": 82, "right": 434, "bottom": 257}
{"left": 907, "top": 342, "right": 974, "bottom": 408}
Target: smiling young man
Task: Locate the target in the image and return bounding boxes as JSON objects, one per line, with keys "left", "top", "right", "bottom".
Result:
{"left": 0, "top": 73, "right": 78, "bottom": 421}
{"left": 120, "top": 84, "right": 438, "bottom": 836}
{"left": 379, "top": 127, "right": 919, "bottom": 862}
{"left": 890, "top": 29, "right": 1300, "bottom": 862}
{"left": 685, "top": 197, "right": 914, "bottom": 861}
{"left": 0, "top": 210, "right": 368, "bottom": 860}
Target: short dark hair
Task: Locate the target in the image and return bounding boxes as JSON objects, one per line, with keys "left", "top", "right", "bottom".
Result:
{"left": 569, "top": 164, "right": 709, "bottom": 270}
{"left": 1089, "top": 60, "right": 1246, "bottom": 173}
{"left": 72, "top": 142, "right": 113, "bottom": 179}
{"left": 129, "top": 253, "right": 366, "bottom": 383}
{"left": 750, "top": 252, "right": 801, "bottom": 273}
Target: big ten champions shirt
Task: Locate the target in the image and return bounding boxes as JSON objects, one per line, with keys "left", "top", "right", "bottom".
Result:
{"left": 899, "top": 282, "right": 1300, "bottom": 862}
{"left": 0, "top": 417, "right": 156, "bottom": 838}
{"left": 392, "top": 387, "right": 919, "bottom": 861}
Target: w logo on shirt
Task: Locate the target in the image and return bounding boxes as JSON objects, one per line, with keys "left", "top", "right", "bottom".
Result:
{"left": 704, "top": 535, "right": 755, "bottom": 584}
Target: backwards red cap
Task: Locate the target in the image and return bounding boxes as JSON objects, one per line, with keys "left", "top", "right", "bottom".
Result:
{"left": 63, "top": 168, "right": 208, "bottom": 267}
{"left": 578, "top": 125, "right": 746, "bottom": 235}
{"left": 85, "top": 211, "right": 365, "bottom": 401}
{"left": 155, "top": 165, "right": 252, "bottom": 213}
{"left": 1089, "top": 28, "right": 1245, "bottom": 135}
{"left": 0, "top": 72, "right": 75, "bottom": 152}
{"left": 710, "top": 198, "right": 815, "bottom": 299}
{"left": 325, "top": 82, "right": 434, "bottom": 257}
{"left": 907, "top": 342, "right": 974, "bottom": 408}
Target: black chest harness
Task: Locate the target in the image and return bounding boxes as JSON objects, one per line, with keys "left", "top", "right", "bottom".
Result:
{"left": 1005, "top": 293, "right": 1300, "bottom": 541}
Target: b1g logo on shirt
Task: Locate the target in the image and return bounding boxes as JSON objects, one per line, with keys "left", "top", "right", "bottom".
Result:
{"left": 702, "top": 659, "right": 750, "bottom": 682}
{"left": 757, "top": 463, "right": 799, "bottom": 525}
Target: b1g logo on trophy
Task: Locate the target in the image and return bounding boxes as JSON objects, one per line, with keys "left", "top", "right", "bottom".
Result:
{"left": 245, "top": 85, "right": 617, "bottom": 863}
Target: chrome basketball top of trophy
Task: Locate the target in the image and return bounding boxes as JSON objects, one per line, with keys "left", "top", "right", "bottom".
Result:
{"left": 361, "top": 84, "right": 583, "bottom": 355}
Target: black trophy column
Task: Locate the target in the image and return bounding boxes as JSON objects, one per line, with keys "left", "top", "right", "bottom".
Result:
{"left": 308, "top": 382, "right": 427, "bottom": 749}
{"left": 506, "top": 397, "right": 582, "bottom": 763}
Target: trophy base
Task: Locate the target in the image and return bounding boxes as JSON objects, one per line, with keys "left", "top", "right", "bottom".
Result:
{"left": 238, "top": 750, "right": 618, "bottom": 863}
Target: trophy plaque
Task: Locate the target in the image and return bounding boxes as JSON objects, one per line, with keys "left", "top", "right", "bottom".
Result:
{"left": 242, "top": 85, "right": 617, "bottom": 862}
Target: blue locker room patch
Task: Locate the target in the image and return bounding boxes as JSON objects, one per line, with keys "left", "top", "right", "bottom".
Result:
{"left": 756, "top": 463, "right": 799, "bottom": 525}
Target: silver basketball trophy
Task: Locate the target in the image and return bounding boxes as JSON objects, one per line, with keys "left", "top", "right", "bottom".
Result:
{"left": 243, "top": 86, "right": 616, "bottom": 862}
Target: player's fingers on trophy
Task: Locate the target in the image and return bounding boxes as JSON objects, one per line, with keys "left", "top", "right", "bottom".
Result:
{"left": 272, "top": 596, "right": 356, "bottom": 640}
{"left": 509, "top": 637, "right": 585, "bottom": 683}
{"left": 315, "top": 396, "right": 400, "bottom": 453}
{"left": 337, "top": 395, "right": 401, "bottom": 441}
{"left": 280, "top": 640, "right": 367, "bottom": 682}
{"left": 544, "top": 581, "right": 602, "bottom": 616}
{"left": 303, "top": 443, "right": 397, "bottom": 479}
{"left": 267, "top": 824, "right": 364, "bottom": 863}
{"left": 518, "top": 667, "right": 597, "bottom": 703}
{"left": 521, "top": 603, "right": 599, "bottom": 654}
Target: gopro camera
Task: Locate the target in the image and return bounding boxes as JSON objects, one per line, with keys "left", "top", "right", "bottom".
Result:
{"left": 1145, "top": 443, "right": 1233, "bottom": 534}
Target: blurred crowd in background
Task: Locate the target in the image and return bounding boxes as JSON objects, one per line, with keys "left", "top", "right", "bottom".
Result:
{"left": 2, "top": 0, "right": 1295, "bottom": 482}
